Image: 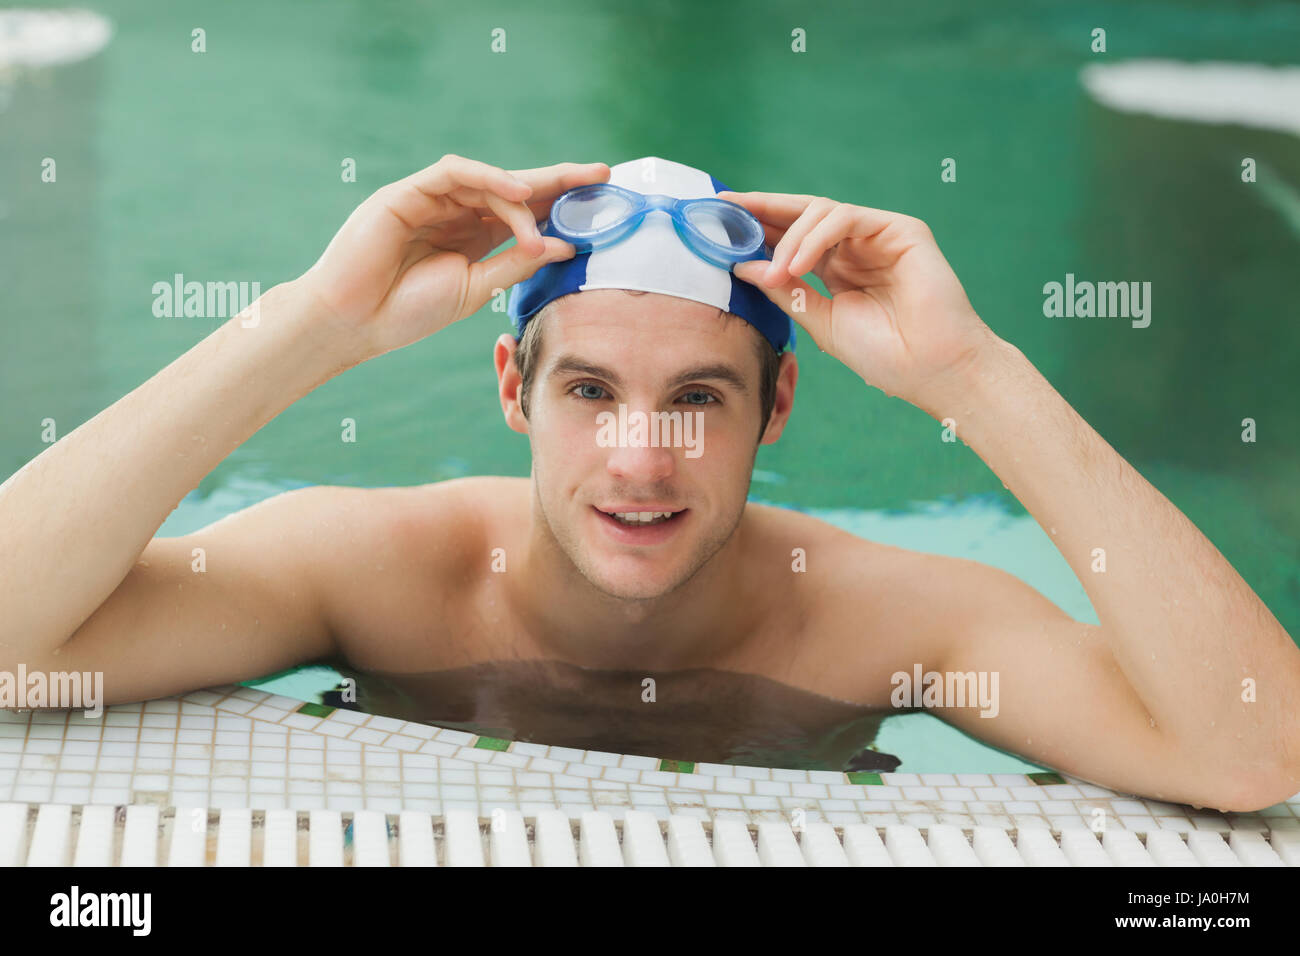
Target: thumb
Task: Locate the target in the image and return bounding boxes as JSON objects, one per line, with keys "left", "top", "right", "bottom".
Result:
{"left": 732, "top": 259, "right": 833, "bottom": 353}
{"left": 466, "top": 237, "right": 576, "bottom": 311}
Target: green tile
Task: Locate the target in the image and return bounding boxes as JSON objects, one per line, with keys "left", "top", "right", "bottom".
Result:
{"left": 658, "top": 759, "right": 695, "bottom": 774}
{"left": 847, "top": 772, "right": 883, "bottom": 786}
{"left": 474, "top": 736, "right": 511, "bottom": 751}
{"left": 1028, "top": 771, "right": 1065, "bottom": 785}
{"left": 296, "top": 702, "right": 334, "bottom": 719}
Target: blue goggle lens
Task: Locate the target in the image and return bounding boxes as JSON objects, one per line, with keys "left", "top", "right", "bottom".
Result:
{"left": 682, "top": 201, "right": 764, "bottom": 252}
{"left": 551, "top": 189, "right": 638, "bottom": 236}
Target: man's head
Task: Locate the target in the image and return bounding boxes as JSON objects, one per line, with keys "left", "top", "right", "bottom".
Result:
{"left": 494, "top": 288, "right": 797, "bottom": 602}
{"left": 514, "top": 291, "right": 784, "bottom": 439}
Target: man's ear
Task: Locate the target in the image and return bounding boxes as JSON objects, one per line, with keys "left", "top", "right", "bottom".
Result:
{"left": 759, "top": 352, "right": 798, "bottom": 445}
{"left": 494, "top": 334, "right": 530, "bottom": 435}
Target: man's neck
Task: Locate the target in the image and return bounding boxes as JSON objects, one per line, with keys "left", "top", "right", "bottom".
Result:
{"left": 510, "top": 500, "right": 758, "bottom": 671}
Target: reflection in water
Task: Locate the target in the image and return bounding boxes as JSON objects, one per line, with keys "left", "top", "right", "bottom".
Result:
{"left": 320, "top": 658, "right": 901, "bottom": 773}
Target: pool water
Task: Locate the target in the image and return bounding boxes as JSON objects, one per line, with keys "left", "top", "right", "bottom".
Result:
{"left": 2, "top": 0, "right": 1296, "bottom": 775}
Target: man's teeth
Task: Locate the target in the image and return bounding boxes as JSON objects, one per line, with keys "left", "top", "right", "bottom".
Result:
{"left": 609, "top": 511, "right": 675, "bottom": 525}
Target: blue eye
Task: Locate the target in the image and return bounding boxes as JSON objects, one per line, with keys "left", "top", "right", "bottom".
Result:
{"left": 681, "top": 391, "right": 717, "bottom": 406}
{"left": 572, "top": 383, "right": 608, "bottom": 400}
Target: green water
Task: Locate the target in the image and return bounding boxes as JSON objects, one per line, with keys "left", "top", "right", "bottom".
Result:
{"left": 2, "top": 0, "right": 1297, "bottom": 773}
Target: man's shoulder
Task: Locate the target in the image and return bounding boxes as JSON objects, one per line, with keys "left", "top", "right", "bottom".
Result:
{"left": 303, "top": 476, "right": 524, "bottom": 573}
{"left": 744, "top": 500, "right": 921, "bottom": 576}
{"left": 300, "top": 478, "right": 525, "bottom": 667}
{"left": 746, "top": 500, "right": 999, "bottom": 585}
{"left": 743, "top": 501, "right": 1007, "bottom": 653}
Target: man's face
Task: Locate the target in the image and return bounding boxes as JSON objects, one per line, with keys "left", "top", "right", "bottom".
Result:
{"left": 503, "top": 290, "right": 781, "bottom": 601}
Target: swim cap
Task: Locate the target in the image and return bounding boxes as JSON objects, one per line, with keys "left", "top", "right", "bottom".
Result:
{"left": 507, "top": 156, "right": 796, "bottom": 353}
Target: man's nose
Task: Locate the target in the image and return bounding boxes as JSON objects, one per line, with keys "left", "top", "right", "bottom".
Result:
{"left": 603, "top": 413, "right": 677, "bottom": 483}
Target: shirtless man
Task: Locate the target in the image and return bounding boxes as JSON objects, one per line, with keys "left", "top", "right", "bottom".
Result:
{"left": 1, "top": 155, "right": 1296, "bottom": 811}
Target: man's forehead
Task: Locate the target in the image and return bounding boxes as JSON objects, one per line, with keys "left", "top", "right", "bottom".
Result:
{"left": 544, "top": 290, "right": 746, "bottom": 346}
{"left": 539, "top": 292, "right": 759, "bottom": 388}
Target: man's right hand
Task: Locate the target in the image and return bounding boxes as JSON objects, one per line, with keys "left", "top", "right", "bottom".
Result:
{"left": 296, "top": 154, "right": 610, "bottom": 364}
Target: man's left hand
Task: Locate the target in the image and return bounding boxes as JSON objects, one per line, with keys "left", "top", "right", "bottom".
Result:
{"left": 722, "top": 190, "right": 1001, "bottom": 412}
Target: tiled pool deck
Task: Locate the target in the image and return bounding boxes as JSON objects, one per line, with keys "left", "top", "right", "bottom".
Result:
{"left": 2, "top": 685, "right": 1297, "bottom": 834}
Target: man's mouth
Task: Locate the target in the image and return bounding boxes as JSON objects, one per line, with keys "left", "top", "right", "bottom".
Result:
{"left": 607, "top": 511, "right": 677, "bottom": 526}
{"left": 595, "top": 507, "right": 686, "bottom": 527}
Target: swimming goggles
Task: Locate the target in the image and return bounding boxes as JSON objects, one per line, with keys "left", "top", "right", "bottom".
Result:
{"left": 540, "top": 183, "right": 770, "bottom": 269}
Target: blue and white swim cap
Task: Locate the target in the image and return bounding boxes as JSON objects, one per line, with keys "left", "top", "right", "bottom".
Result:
{"left": 507, "top": 156, "right": 796, "bottom": 353}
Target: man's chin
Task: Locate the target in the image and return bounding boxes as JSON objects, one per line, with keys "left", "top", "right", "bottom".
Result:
{"left": 577, "top": 553, "right": 691, "bottom": 602}
{"left": 584, "top": 570, "right": 682, "bottom": 603}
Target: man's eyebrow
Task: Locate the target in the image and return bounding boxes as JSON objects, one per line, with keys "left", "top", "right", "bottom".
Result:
{"left": 548, "top": 356, "right": 624, "bottom": 388}
{"left": 546, "top": 355, "right": 750, "bottom": 394}
{"left": 665, "top": 364, "right": 750, "bottom": 394}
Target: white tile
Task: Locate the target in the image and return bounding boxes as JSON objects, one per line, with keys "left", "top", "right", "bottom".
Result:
{"left": 433, "top": 728, "right": 475, "bottom": 747}
{"left": 790, "top": 783, "right": 829, "bottom": 799}
{"left": 702, "top": 793, "right": 744, "bottom": 809}
{"left": 901, "top": 786, "right": 940, "bottom": 801}
{"left": 694, "top": 762, "right": 734, "bottom": 777}
{"left": 416, "top": 740, "right": 459, "bottom": 758}
{"left": 918, "top": 773, "right": 957, "bottom": 787}
{"left": 619, "top": 754, "right": 658, "bottom": 771}
{"left": 771, "top": 768, "right": 810, "bottom": 783}
{"left": 713, "top": 776, "right": 752, "bottom": 795}
{"left": 639, "top": 771, "right": 677, "bottom": 788}
{"left": 886, "top": 773, "right": 922, "bottom": 787}
{"left": 545, "top": 746, "right": 586, "bottom": 763}
{"left": 938, "top": 787, "right": 976, "bottom": 802}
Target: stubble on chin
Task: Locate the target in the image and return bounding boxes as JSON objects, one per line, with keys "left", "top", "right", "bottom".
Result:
{"left": 571, "top": 498, "right": 749, "bottom": 604}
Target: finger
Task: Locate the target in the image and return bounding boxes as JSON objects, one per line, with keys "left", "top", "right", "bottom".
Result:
{"left": 463, "top": 236, "right": 576, "bottom": 313}
{"left": 382, "top": 154, "right": 533, "bottom": 230}
{"left": 505, "top": 161, "right": 611, "bottom": 203}
{"left": 716, "top": 190, "right": 822, "bottom": 229}
{"left": 720, "top": 190, "right": 902, "bottom": 242}
{"left": 479, "top": 190, "right": 545, "bottom": 257}
{"left": 465, "top": 161, "right": 611, "bottom": 227}
{"left": 479, "top": 215, "right": 518, "bottom": 252}
{"left": 766, "top": 198, "right": 836, "bottom": 285}
{"left": 731, "top": 259, "right": 834, "bottom": 353}
{"left": 755, "top": 220, "right": 787, "bottom": 249}
{"left": 407, "top": 153, "right": 533, "bottom": 202}
{"left": 787, "top": 203, "right": 863, "bottom": 275}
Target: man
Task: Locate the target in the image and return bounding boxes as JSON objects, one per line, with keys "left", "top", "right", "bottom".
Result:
{"left": 1, "top": 154, "right": 1296, "bottom": 811}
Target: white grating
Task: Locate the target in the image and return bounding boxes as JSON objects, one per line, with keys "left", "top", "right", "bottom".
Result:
{"left": 0, "top": 802, "right": 1294, "bottom": 866}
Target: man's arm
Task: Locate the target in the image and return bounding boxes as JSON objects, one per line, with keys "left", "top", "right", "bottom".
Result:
{"left": 923, "top": 338, "right": 1300, "bottom": 812}
{"left": 0, "top": 155, "right": 603, "bottom": 694}
{"left": 724, "top": 191, "right": 1300, "bottom": 812}
{"left": 22, "top": 485, "right": 343, "bottom": 707}
{"left": 0, "top": 280, "right": 349, "bottom": 665}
